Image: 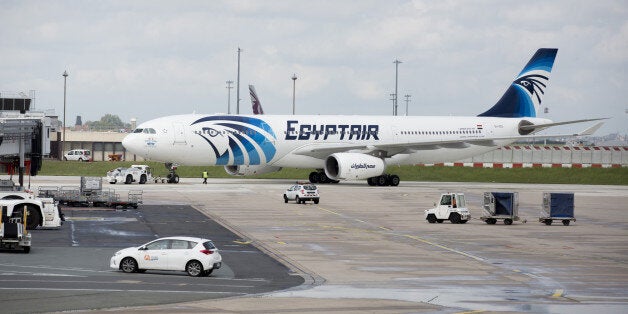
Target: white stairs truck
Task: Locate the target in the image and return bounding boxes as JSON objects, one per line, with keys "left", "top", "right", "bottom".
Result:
{"left": 107, "top": 165, "right": 153, "bottom": 184}
{"left": 424, "top": 193, "right": 471, "bottom": 224}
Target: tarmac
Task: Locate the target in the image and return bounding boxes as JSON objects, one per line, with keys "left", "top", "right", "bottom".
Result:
{"left": 23, "top": 176, "right": 628, "bottom": 313}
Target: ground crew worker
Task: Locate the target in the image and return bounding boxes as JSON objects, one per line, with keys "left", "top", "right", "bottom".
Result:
{"left": 202, "top": 170, "right": 208, "bottom": 184}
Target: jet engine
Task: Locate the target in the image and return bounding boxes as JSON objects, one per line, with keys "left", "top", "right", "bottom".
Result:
{"left": 224, "top": 165, "right": 282, "bottom": 176}
{"left": 324, "top": 153, "right": 385, "bottom": 181}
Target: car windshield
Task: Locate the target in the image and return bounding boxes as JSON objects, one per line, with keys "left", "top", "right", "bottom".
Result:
{"left": 203, "top": 241, "right": 216, "bottom": 250}
{"left": 303, "top": 185, "right": 317, "bottom": 190}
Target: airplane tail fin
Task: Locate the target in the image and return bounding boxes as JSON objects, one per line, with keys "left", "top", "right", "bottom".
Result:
{"left": 249, "top": 85, "right": 264, "bottom": 115}
{"left": 478, "top": 48, "right": 558, "bottom": 118}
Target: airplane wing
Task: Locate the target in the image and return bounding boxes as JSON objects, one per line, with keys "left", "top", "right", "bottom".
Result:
{"left": 291, "top": 121, "right": 605, "bottom": 159}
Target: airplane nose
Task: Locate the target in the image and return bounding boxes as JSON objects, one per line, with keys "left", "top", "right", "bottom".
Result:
{"left": 122, "top": 134, "right": 137, "bottom": 153}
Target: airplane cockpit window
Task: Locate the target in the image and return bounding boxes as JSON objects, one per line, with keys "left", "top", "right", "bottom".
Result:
{"left": 133, "top": 128, "right": 143, "bottom": 133}
{"left": 143, "top": 128, "right": 156, "bottom": 134}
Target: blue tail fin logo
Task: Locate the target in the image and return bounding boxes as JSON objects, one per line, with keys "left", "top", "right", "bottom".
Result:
{"left": 479, "top": 48, "right": 558, "bottom": 118}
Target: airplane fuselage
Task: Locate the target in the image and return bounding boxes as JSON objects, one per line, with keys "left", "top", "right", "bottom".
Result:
{"left": 122, "top": 114, "right": 551, "bottom": 168}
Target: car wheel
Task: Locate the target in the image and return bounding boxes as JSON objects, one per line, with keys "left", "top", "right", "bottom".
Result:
{"left": 78, "top": 158, "right": 84, "bottom": 162}
{"left": 426, "top": 214, "right": 437, "bottom": 223}
{"left": 562, "top": 220, "right": 570, "bottom": 226}
{"left": 504, "top": 218, "right": 513, "bottom": 225}
{"left": 295, "top": 196, "right": 300, "bottom": 204}
{"left": 139, "top": 174, "right": 147, "bottom": 184}
{"left": 284, "top": 194, "right": 288, "bottom": 203}
{"left": 449, "top": 212, "right": 461, "bottom": 224}
{"left": 120, "top": 257, "right": 138, "bottom": 273}
{"left": 125, "top": 175, "right": 133, "bottom": 184}
{"left": 110, "top": 180, "right": 116, "bottom": 184}
{"left": 186, "top": 260, "right": 204, "bottom": 277}
{"left": 314, "top": 199, "right": 319, "bottom": 204}
{"left": 63, "top": 157, "right": 68, "bottom": 161}
{"left": 23, "top": 246, "right": 30, "bottom": 253}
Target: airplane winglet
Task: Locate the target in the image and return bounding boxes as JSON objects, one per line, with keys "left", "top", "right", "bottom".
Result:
{"left": 577, "top": 121, "right": 604, "bottom": 136}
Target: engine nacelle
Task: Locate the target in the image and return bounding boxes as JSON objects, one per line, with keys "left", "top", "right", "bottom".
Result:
{"left": 224, "top": 165, "right": 282, "bottom": 176}
{"left": 324, "top": 153, "right": 385, "bottom": 181}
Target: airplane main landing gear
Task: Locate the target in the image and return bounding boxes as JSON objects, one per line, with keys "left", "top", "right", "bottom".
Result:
{"left": 165, "top": 163, "right": 180, "bottom": 184}
{"left": 308, "top": 170, "right": 339, "bottom": 184}
{"left": 367, "top": 174, "right": 400, "bottom": 187}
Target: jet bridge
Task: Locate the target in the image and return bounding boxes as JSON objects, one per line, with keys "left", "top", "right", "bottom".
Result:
{"left": 0, "top": 98, "right": 53, "bottom": 188}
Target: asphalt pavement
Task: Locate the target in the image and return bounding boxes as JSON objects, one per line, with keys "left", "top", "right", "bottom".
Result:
{"left": 0, "top": 205, "right": 303, "bottom": 313}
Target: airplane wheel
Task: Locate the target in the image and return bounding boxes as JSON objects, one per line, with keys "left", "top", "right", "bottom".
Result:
{"left": 309, "top": 172, "right": 319, "bottom": 183}
{"left": 376, "top": 176, "right": 387, "bottom": 186}
{"left": 367, "top": 177, "right": 376, "bottom": 186}
{"left": 390, "top": 175, "right": 400, "bottom": 186}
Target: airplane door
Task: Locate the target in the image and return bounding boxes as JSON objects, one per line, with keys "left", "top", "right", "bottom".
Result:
{"left": 173, "top": 123, "right": 187, "bottom": 145}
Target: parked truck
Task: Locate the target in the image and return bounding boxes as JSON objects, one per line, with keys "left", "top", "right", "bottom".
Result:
{"left": 480, "top": 192, "right": 523, "bottom": 225}
{"left": 539, "top": 192, "right": 575, "bottom": 226}
{"left": 107, "top": 165, "right": 153, "bottom": 184}
{"left": 425, "top": 193, "right": 471, "bottom": 224}
{"left": 0, "top": 203, "right": 31, "bottom": 253}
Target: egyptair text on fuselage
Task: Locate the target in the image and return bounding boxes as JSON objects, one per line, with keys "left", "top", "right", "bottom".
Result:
{"left": 285, "top": 120, "right": 380, "bottom": 141}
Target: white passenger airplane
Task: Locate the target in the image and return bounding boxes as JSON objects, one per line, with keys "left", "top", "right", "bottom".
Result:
{"left": 122, "top": 48, "right": 603, "bottom": 185}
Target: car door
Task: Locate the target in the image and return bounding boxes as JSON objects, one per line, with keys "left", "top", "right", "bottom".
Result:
{"left": 138, "top": 239, "right": 170, "bottom": 270}
{"left": 437, "top": 194, "right": 452, "bottom": 219}
{"left": 167, "top": 239, "right": 197, "bottom": 270}
{"left": 286, "top": 185, "right": 297, "bottom": 200}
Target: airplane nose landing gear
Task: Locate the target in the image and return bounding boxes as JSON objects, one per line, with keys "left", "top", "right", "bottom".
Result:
{"left": 165, "top": 162, "right": 180, "bottom": 183}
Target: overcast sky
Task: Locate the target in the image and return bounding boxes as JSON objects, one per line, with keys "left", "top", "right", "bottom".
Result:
{"left": 1, "top": 0, "right": 626, "bottom": 135}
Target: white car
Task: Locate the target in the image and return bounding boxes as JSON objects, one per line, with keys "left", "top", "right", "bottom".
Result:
{"left": 284, "top": 182, "right": 320, "bottom": 204}
{"left": 110, "top": 236, "right": 222, "bottom": 277}
{"left": 63, "top": 149, "right": 92, "bottom": 161}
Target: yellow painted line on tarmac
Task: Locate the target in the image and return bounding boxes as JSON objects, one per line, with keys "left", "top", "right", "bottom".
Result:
{"left": 276, "top": 241, "right": 287, "bottom": 245}
{"left": 403, "top": 234, "right": 485, "bottom": 262}
{"left": 552, "top": 289, "right": 564, "bottom": 298}
{"left": 233, "top": 240, "right": 251, "bottom": 245}
{"left": 379, "top": 226, "right": 392, "bottom": 231}
{"left": 318, "top": 207, "right": 342, "bottom": 216}
{"left": 455, "top": 310, "right": 486, "bottom": 314}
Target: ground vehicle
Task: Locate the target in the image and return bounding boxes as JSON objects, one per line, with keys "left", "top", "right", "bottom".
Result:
{"left": 424, "top": 193, "right": 470, "bottom": 224}
{"left": 110, "top": 236, "right": 222, "bottom": 277}
{"left": 107, "top": 165, "right": 153, "bottom": 184}
{"left": 284, "top": 182, "right": 320, "bottom": 204}
{"left": 480, "top": 192, "right": 523, "bottom": 225}
{"left": 540, "top": 192, "right": 576, "bottom": 226}
{"left": 0, "top": 204, "right": 31, "bottom": 253}
{"left": 63, "top": 149, "right": 92, "bottom": 161}
{"left": 0, "top": 192, "right": 64, "bottom": 229}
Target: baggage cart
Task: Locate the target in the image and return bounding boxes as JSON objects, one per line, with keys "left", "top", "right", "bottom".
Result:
{"left": 539, "top": 192, "right": 575, "bottom": 226}
{"left": 480, "top": 192, "right": 523, "bottom": 225}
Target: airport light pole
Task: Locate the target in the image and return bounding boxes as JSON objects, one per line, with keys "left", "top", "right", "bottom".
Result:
{"left": 62, "top": 70, "right": 68, "bottom": 159}
{"left": 292, "top": 74, "right": 297, "bottom": 115}
{"left": 393, "top": 59, "right": 402, "bottom": 116}
{"left": 404, "top": 94, "right": 411, "bottom": 116}
{"left": 226, "top": 80, "right": 233, "bottom": 114}
{"left": 236, "top": 47, "right": 241, "bottom": 114}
